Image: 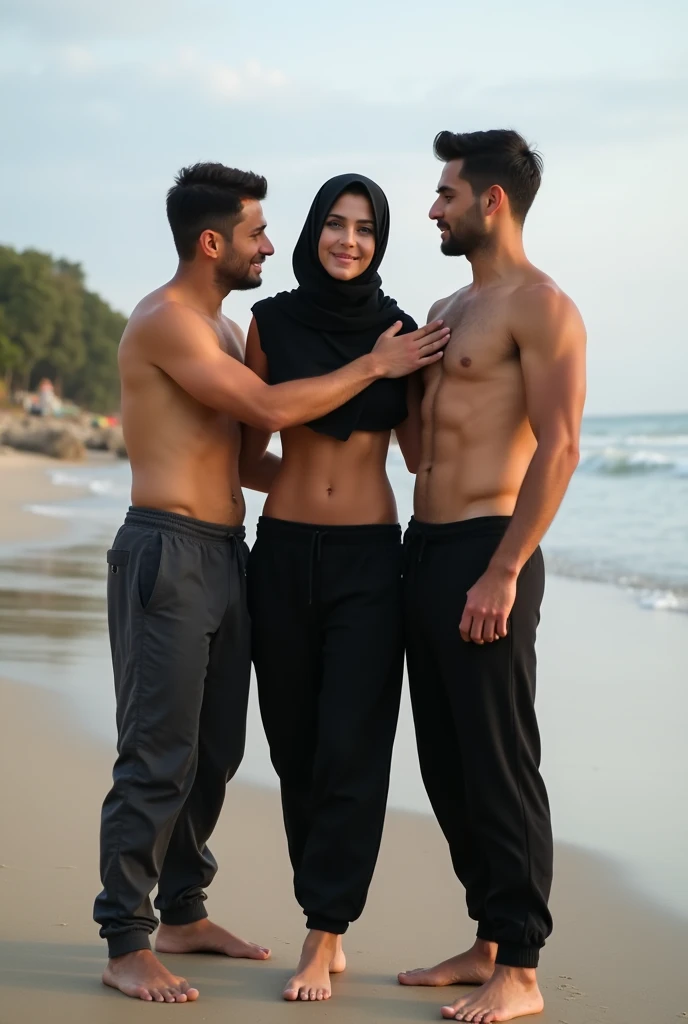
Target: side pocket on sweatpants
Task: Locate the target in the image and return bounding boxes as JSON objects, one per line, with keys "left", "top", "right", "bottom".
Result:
{"left": 106, "top": 549, "right": 130, "bottom": 575}
{"left": 138, "top": 532, "right": 164, "bottom": 610}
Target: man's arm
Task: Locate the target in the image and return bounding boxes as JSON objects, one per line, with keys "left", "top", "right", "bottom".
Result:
{"left": 238, "top": 318, "right": 281, "bottom": 492}
{"left": 459, "top": 284, "right": 586, "bottom": 644}
{"left": 143, "top": 303, "right": 449, "bottom": 433}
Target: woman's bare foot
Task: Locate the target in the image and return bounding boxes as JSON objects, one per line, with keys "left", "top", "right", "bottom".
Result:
{"left": 102, "top": 949, "right": 200, "bottom": 1002}
{"left": 283, "top": 930, "right": 343, "bottom": 1001}
{"left": 330, "top": 936, "right": 347, "bottom": 974}
{"left": 155, "top": 919, "right": 270, "bottom": 959}
{"left": 441, "top": 966, "right": 544, "bottom": 1022}
{"left": 398, "top": 940, "right": 497, "bottom": 987}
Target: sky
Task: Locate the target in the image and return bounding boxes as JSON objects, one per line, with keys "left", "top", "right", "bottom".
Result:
{"left": 1, "top": 0, "right": 687, "bottom": 415}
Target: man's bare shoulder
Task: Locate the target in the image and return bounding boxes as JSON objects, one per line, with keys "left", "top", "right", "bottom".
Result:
{"left": 127, "top": 293, "right": 208, "bottom": 334}
{"left": 510, "top": 272, "right": 585, "bottom": 344}
{"left": 122, "top": 294, "right": 217, "bottom": 360}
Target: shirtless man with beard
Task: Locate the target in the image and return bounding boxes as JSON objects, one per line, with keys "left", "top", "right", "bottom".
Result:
{"left": 93, "top": 162, "right": 449, "bottom": 1004}
{"left": 399, "top": 131, "right": 586, "bottom": 1023}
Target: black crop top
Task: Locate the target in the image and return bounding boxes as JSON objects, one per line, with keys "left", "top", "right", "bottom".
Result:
{"left": 252, "top": 298, "right": 417, "bottom": 442}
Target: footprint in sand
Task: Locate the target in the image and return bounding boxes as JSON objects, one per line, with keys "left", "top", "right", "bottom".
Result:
{"left": 557, "top": 982, "right": 585, "bottom": 1001}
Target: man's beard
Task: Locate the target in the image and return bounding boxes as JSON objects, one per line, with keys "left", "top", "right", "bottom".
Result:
{"left": 214, "top": 256, "right": 264, "bottom": 293}
{"left": 438, "top": 212, "right": 486, "bottom": 258}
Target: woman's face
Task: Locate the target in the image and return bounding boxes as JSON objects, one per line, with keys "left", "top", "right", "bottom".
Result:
{"left": 317, "top": 191, "right": 376, "bottom": 281}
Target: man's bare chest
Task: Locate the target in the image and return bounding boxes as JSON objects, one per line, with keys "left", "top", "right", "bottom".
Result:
{"left": 435, "top": 294, "right": 515, "bottom": 377}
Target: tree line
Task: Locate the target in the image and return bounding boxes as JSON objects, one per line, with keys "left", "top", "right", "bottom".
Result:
{"left": 0, "top": 245, "right": 126, "bottom": 413}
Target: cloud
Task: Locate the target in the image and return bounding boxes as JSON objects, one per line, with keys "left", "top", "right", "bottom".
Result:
{"left": 0, "top": 42, "right": 289, "bottom": 113}
{"left": 0, "top": 0, "right": 223, "bottom": 41}
{"left": 2, "top": 50, "right": 685, "bottom": 198}
{"left": 57, "top": 44, "right": 98, "bottom": 75}
{"left": 148, "top": 51, "right": 287, "bottom": 102}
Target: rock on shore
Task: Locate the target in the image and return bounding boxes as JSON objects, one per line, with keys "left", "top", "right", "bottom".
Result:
{"left": 0, "top": 413, "right": 126, "bottom": 461}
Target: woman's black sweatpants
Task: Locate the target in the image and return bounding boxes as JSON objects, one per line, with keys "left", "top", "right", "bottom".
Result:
{"left": 403, "top": 516, "right": 553, "bottom": 969}
{"left": 247, "top": 516, "right": 404, "bottom": 935}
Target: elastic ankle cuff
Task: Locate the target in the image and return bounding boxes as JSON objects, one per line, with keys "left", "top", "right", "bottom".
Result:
{"left": 476, "top": 925, "right": 497, "bottom": 943}
{"left": 305, "top": 915, "right": 348, "bottom": 936}
{"left": 495, "top": 943, "right": 540, "bottom": 968}
{"left": 160, "top": 899, "right": 208, "bottom": 927}
{"left": 107, "top": 930, "right": 152, "bottom": 959}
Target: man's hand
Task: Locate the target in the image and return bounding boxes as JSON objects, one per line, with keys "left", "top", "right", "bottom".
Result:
{"left": 459, "top": 566, "right": 518, "bottom": 644}
{"left": 372, "top": 320, "right": 449, "bottom": 378}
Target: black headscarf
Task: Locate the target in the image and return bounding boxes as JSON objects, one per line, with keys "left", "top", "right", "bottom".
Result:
{"left": 251, "top": 174, "right": 417, "bottom": 441}
{"left": 268, "top": 172, "right": 406, "bottom": 330}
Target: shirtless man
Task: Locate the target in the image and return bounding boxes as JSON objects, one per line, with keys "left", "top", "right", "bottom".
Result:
{"left": 93, "top": 162, "right": 449, "bottom": 1004}
{"left": 398, "top": 130, "right": 586, "bottom": 1022}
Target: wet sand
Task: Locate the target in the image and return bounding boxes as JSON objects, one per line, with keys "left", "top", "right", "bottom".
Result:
{"left": 1, "top": 676, "right": 687, "bottom": 1024}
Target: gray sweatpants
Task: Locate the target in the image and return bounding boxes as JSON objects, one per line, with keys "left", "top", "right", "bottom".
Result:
{"left": 93, "top": 506, "right": 250, "bottom": 959}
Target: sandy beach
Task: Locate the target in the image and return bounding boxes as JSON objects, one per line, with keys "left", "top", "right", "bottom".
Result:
{"left": 1, "top": 675, "right": 687, "bottom": 1024}
{"left": 1, "top": 456, "right": 687, "bottom": 1024}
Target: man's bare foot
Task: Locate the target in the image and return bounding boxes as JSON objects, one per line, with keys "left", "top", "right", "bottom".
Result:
{"left": 398, "top": 940, "right": 497, "bottom": 987}
{"left": 102, "top": 949, "right": 200, "bottom": 1002}
{"left": 155, "top": 918, "right": 270, "bottom": 959}
{"left": 283, "top": 930, "right": 344, "bottom": 1001}
{"left": 441, "top": 966, "right": 544, "bottom": 1022}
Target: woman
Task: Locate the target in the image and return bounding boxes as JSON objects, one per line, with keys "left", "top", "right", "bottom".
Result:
{"left": 242, "top": 174, "right": 421, "bottom": 1002}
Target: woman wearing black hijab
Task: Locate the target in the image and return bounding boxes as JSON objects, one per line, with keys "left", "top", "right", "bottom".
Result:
{"left": 243, "top": 174, "right": 424, "bottom": 1002}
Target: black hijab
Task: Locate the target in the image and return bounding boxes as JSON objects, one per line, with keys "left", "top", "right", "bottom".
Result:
{"left": 267, "top": 172, "right": 406, "bottom": 330}
{"left": 251, "top": 173, "right": 417, "bottom": 441}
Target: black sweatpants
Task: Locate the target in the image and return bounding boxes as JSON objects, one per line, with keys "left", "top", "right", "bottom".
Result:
{"left": 247, "top": 516, "right": 404, "bottom": 935}
{"left": 403, "top": 516, "right": 553, "bottom": 969}
{"left": 94, "top": 507, "right": 251, "bottom": 959}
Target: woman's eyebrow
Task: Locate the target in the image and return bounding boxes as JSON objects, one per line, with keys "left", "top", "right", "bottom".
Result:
{"left": 328, "top": 210, "right": 375, "bottom": 226}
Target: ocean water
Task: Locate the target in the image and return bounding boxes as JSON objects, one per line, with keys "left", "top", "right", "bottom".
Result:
{"left": 544, "top": 412, "right": 688, "bottom": 612}
{"left": 24, "top": 411, "right": 688, "bottom": 613}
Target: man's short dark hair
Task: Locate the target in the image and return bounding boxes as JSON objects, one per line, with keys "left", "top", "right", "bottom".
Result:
{"left": 433, "top": 130, "right": 543, "bottom": 223}
{"left": 166, "top": 162, "right": 268, "bottom": 260}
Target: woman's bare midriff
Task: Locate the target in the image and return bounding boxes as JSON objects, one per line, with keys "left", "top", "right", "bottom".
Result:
{"left": 264, "top": 426, "right": 397, "bottom": 526}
